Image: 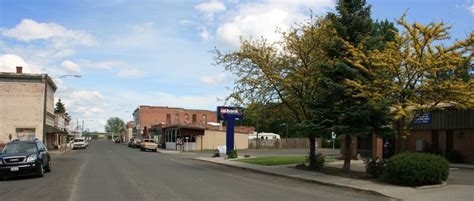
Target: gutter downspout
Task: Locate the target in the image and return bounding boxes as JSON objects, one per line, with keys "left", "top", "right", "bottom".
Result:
{"left": 42, "top": 75, "right": 48, "bottom": 144}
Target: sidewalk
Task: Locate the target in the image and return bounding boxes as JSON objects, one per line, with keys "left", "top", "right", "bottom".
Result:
{"left": 156, "top": 148, "right": 181, "bottom": 154}
{"left": 195, "top": 157, "right": 474, "bottom": 201}
{"left": 49, "top": 148, "right": 72, "bottom": 155}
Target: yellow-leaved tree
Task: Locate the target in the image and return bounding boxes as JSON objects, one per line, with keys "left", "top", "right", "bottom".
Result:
{"left": 349, "top": 16, "right": 473, "bottom": 150}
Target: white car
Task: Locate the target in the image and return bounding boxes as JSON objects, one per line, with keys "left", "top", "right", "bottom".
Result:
{"left": 73, "top": 138, "right": 87, "bottom": 150}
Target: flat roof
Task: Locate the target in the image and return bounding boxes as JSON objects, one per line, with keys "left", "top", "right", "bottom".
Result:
{"left": 138, "top": 105, "right": 215, "bottom": 112}
{"left": 0, "top": 72, "right": 57, "bottom": 91}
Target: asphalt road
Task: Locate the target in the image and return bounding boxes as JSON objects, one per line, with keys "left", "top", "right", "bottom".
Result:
{"left": 0, "top": 141, "right": 387, "bottom": 201}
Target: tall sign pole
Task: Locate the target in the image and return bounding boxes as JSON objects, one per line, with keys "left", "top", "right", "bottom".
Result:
{"left": 217, "top": 106, "right": 243, "bottom": 155}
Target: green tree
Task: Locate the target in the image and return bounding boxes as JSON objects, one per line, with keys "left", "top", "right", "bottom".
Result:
{"left": 243, "top": 102, "right": 297, "bottom": 135}
{"left": 309, "top": 0, "right": 395, "bottom": 172}
{"left": 105, "top": 117, "right": 125, "bottom": 134}
{"left": 55, "top": 99, "right": 66, "bottom": 113}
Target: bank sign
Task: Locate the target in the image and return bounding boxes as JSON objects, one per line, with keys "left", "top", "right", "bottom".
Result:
{"left": 414, "top": 112, "right": 432, "bottom": 124}
{"left": 217, "top": 106, "right": 243, "bottom": 121}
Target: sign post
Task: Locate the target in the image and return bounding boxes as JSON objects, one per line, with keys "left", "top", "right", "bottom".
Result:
{"left": 331, "top": 131, "right": 336, "bottom": 150}
{"left": 217, "top": 106, "right": 243, "bottom": 155}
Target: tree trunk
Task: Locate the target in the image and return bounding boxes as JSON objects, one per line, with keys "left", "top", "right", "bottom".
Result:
{"left": 308, "top": 136, "right": 316, "bottom": 169}
{"left": 342, "top": 135, "right": 352, "bottom": 172}
{"left": 397, "top": 118, "right": 406, "bottom": 152}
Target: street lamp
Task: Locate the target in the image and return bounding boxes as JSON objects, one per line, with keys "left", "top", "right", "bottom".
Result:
{"left": 53, "top": 75, "right": 82, "bottom": 79}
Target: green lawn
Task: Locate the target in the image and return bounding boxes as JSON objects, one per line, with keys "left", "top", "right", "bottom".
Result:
{"left": 236, "top": 156, "right": 307, "bottom": 166}
{"left": 236, "top": 156, "right": 337, "bottom": 166}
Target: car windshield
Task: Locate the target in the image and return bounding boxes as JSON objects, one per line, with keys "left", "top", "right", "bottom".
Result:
{"left": 2, "top": 143, "right": 37, "bottom": 154}
{"left": 144, "top": 140, "right": 154, "bottom": 142}
{"left": 74, "top": 139, "right": 84, "bottom": 142}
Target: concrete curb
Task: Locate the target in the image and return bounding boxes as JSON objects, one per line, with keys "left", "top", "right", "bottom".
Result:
{"left": 194, "top": 158, "right": 399, "bottom": 200}
{"left": 450, "top": 164, "right": 474, "bottom": 169}
{"left": 415, "top": 182, "right": 448, "bottom": 190}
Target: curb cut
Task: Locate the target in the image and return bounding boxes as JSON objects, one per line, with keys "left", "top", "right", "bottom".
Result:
{"left": 194, "top": 158, "right": 399, "bottom": 200}
{"left": 415, "top": 182, "right": 448, "bottom": 190}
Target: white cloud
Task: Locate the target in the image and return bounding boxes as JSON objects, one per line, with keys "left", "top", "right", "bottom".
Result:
{"left": 200, "top": 72, "right": 226, "bottom": 84}
{"left": 0, "top": 54, "right": 40, "bottom": 73}
{"left": 61, "top": 60, "right": 81, "bottom": 74}
{"left": 468, "top": 4, "right": 474, "bottom": 14}
{"left": 200, "top": 27, "right": 210, "bottom": 41}
{"left": 195, "top": 0, "right": 226, "bottom": 18}
{"left": 111, "top": 22, "right": 158, "bottom": 48}
{"left": 82, "top": 60, "right": 127, "bottom": 70}
{"left": 179, "top": 19, "right": 194, "bottom": 25}
{"left": 215, "top": 0, "right": 334, "bottom": 48}
{"left": 84, "top": 107, "right": 105, "bottom": 117}
{"left": 119, "top": 91, "right": 225, "bottom": 111}
{"left": 2, "top": 19, "right": 96, "bottom": 46}
{"left": 117, "top": 69, "right": 146, "bottom": 78}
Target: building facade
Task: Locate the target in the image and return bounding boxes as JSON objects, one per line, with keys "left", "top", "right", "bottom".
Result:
{"left": 342, "top": 108, "right": 474, "bottom": 164}
{"left": 132, "top": 105, "right": 218, "bottom": 138}
{"left": 0, "top": 67, "right": 65, "bottom": 149}
{"left": 160, "top": 124, "right": 254, "bottom": 151}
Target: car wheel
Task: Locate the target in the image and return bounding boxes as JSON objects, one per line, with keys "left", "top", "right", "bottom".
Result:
{"left": 38, "top": 164, "right": 45, "bottom": 177}
{"left": 45, "top": 161, "right": 51, "bottom": 173}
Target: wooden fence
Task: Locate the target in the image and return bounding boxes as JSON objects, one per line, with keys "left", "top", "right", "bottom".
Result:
{"left": 248, "top": 138, "right": 322, "bottom": 149}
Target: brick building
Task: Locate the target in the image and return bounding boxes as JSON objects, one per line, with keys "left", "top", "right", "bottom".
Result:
{"left": 132, "top": 105, "right": 217, "bottom": 139}
{"left": 342, "top": 108, "right": 474, "bottom": 164}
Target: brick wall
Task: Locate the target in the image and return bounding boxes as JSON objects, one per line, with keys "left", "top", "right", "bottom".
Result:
{"left": 403, "top": 129, "right": 474, "bottom": 164}
{"left": 137, "top": 106, "right": 217, "bottom": 130}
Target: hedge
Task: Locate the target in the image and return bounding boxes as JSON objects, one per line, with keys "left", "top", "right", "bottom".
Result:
{"left": 384, "top": 152, "right": 449, "bottom": 186}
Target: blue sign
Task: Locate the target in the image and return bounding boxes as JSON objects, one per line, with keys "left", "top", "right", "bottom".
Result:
{"left": 217, "top": 106, "right": 243, "bottom": 121}
{"left": 415, "top": 113, "right": 432, "bottom": 124}
{"left": 217, "top": 106, "right": 244, "bottom": 154}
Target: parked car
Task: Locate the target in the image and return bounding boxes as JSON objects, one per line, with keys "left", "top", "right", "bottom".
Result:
{"left": 140, "top": 139, "right": 158, "bottom": 152}
{"left": 114, "top": 138, "right": 120, "bottom": 143}
{"left": 132, "top": 139, "right": 142, "bottom": 148}
{"left": 0, "top": 139, "right": 51, "bottom": 180}
{"left": 128, "top": 138, "right": 135, "bottom": 148}
{"left": 73, "top": 138, "right": 87, "bottom": 150}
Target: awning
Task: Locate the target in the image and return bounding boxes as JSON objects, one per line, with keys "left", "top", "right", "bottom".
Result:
{"left": 45, "top": 125, "right": 68, "bottom": 135}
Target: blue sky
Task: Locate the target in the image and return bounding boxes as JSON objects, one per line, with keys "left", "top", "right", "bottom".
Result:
{"left": 0, "top": 0, "right": 473, "bottom": 131}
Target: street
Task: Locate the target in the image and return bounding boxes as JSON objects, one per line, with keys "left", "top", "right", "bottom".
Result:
{"left": 0, "top": 141, "right": 387, "bottom": 201}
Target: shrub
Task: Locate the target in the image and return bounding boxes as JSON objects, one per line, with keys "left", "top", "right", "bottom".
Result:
{"left": 227, "top": 150, "right": 238, "bottom": 159}
{"left": 446, "top": 151, "right": 463, "bottom": 163}
{"left": 385, "top": 152, "right": 449, "bottom": 186}
{"left": 306, "top": 152, "right": 325, "bottom": 170}
{"left": 364, "top": 158, "right": 387, "bottom": 178}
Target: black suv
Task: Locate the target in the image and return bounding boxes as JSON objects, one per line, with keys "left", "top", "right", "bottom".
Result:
{"left": 0, "top": 139, "right": 51, "bottom": 180}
